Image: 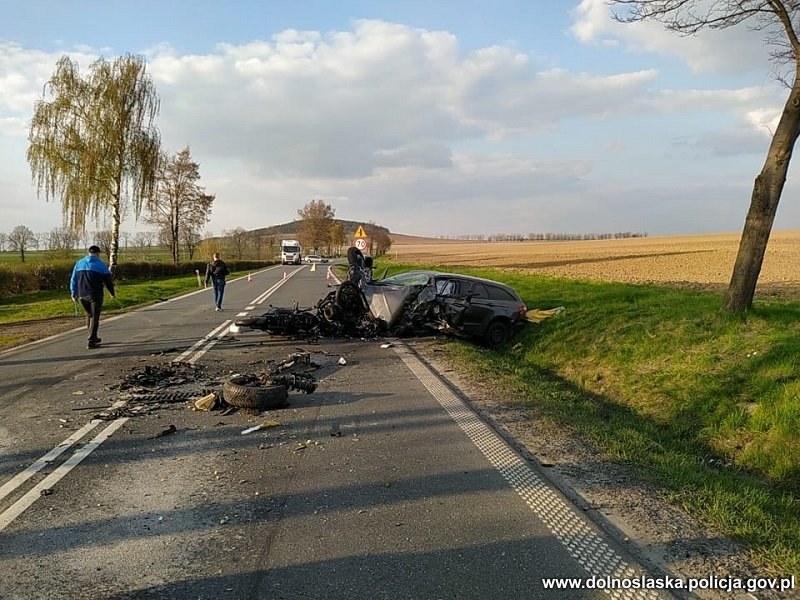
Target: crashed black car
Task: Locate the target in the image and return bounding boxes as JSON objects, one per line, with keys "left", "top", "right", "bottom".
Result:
{"left": 233, "top": 248, "right": 529, "bottom": 348}
{"left": 362, "top": 270, "right": 528, "bottom": 347}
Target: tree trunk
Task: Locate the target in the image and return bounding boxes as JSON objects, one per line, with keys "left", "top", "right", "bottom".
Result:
{"left": 110, "top": 200, "right": 121, "bottom": 276}
{"left": 172, "top": 203, "right": 179, "bottom": 266}
{"left": 723, "top": 77, "right": 800, "bottom": 313}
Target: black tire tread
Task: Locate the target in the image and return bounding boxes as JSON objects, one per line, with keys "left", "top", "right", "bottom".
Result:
{"left": 223, "top": 379, "right": 288, "bottom": 409}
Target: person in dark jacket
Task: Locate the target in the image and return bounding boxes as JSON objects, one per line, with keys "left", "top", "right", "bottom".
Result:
{"left": 205, "top": 252, "right": 230, "bottom": 311}
{"left": 70, "top": 245, "right": 115, "bottom": 349}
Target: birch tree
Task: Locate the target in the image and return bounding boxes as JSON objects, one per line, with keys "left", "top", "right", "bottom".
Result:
{"left": 27, "top": 53, "right": 161, "bottom": 274}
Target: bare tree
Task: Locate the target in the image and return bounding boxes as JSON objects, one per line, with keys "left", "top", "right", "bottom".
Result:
{"left": 35, "top": 231, "right": 49, "bottom": 251}
{"left": 92, "top": 230, "right": 114, "bottom": 259}
{"left": 248, "top": 231, "right": 266, "bottom": 259}
{"left": 181, "top": 228, "right": 202, "bottom": 260}
{"left": 27, "top": 53, "right": 161, "bottom": 274}
{"left": 7, "top": 225, "right": 37, "bottom": 262}
{"left": 0, "top": 233, "right": 7, "bottom": 252}
{"left": 369, "top": 225, "right": 393, "bottom": 256}
{"left": 611, "top": 0, "right": 800, "bottom": 312}
{"left": 48, "top": 227, "right": 80, "bottom": 256}
{"left": 224, "top": 227, "right": 249, "bottom": 259}
{"left": 146, "top": 146, "right": 214, "bottom": 265}
{"left": 133, "top": 230, "right": 156, "bottom": 255}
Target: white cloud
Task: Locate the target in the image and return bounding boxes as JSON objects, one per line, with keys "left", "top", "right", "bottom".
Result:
{"left": 0, "top": 17, "right": 792, "bottom": 237}
{"left": 571, "top": 0, "right": 774, "bottom": 75}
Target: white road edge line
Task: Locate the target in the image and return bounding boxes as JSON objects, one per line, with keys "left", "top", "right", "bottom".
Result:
{"left": 394, "top": 344, "right": 666, "bottom": 600}
{"left": 0, "top": 417, "right": 129, "bottom": 532}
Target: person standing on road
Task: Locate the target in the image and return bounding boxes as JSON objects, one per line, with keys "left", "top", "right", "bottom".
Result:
{"left": 205, "top": 252, "right": 230, "bottom": 311}
{"left": 70, "top": 245, "right": 115, "bottom": 350}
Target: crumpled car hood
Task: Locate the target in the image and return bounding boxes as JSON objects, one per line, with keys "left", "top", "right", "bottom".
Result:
{"left": 361, "top": 283, "right": 416, "bottom": 326}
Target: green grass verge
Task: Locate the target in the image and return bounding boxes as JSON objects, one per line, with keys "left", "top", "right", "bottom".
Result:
{"left": 0, "top": 271, "right": 254, "bottom": 324}
{"left": 377, "top": 261, "right": 800, "bottom": 576}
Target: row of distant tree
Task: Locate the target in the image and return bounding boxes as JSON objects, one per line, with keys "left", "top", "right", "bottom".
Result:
{"left": 0, "top": 224, "right": 203, "bottom": 263}
{"left": 0, "top": 208, "right": 395, "bottom": 263}
{"left": 1, "top": 220, "right": 648, "bottom": 264}
{"left": 435, "top": 232, "right": 649, "bottom": 242}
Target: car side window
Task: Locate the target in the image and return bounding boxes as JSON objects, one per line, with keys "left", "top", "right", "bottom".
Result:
{"left": 487, "top": 285, "right": 516, "bottom": 301}
{"left": 468, "top": 283, "right": 489, "bottom": 299}
{"left": 434, "top": 278, "right": 453, "bottom": 296}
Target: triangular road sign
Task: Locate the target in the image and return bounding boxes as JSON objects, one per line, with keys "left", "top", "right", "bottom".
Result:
{"left": 354, "top": 225, "right": 367, "bottom": 238}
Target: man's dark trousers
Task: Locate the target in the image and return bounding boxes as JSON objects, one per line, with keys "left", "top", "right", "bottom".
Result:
{"left": 80, "top": 295, "right": 103, "bottom": 343}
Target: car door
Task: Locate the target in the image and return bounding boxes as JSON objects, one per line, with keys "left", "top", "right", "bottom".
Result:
{"left": 458, "top": 281, "right": 495, "bottom": 336}
{"left": 434, "top": 277, "right": 492, "bottom": 337}
{"left": 433, "top": 276, "right": 470, "bottom": 330}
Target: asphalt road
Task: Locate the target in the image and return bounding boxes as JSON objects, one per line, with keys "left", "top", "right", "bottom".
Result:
{"left": 0, "top": 265, "right": 673, "bottom": 599}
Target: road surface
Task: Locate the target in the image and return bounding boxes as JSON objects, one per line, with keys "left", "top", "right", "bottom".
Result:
{"left": 0, "top": 265, "right": 671, "bottom": 599}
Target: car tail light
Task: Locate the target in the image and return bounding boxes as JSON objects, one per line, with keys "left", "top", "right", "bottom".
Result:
{"left": 518, "top": 304, "right": 527, "bottom": 316}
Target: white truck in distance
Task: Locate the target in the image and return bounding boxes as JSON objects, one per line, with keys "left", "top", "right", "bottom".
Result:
{"left": 280, "top": 240, "right": 302, "bottom": 265}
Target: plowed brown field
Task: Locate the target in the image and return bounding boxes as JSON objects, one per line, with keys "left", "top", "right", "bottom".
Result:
{"left": 391, "top": 230, "right": 800, "bottom": 298}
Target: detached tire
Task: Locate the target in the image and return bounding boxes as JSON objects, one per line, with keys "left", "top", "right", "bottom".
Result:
{"left": 483, "top": 319, "right": 510, "bottom": 349}
{"left": 223, "top": 376, "right": 288, "bottom": 410}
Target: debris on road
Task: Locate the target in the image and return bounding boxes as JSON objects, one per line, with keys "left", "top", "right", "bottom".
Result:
{"left": 241, "top": 420, "right": 280, "bottom": 435}
{"left": 193, "top": 392, "right": 218, "bottom": 412}
{"left": 112, "top": 363, "right": 207, "bottom": 391}
{"left": 150, "top": 424, "right": 177, "bottom": 439}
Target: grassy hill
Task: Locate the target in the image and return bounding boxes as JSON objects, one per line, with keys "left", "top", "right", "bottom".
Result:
{"left": 251, "top": 219, "right": 391, "bottom": 239}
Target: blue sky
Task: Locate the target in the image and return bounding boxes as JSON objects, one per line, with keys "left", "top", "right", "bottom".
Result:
{"left": 0, "top": 0, "right": 795, "bottom": 239}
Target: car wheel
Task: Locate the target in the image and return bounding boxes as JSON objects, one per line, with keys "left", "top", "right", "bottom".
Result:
{"left": 223, "top": 376, "right": 288, "bottom": 410}
{"left": 483, "top": 319, "right": 510, "bottom": 348}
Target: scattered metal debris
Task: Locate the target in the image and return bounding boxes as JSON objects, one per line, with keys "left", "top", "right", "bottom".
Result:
{"left": 150, "top": 424, "right": 177, "bottom": 439}
{"left": 241, "top": 420, "right": 280, "bottom": 435}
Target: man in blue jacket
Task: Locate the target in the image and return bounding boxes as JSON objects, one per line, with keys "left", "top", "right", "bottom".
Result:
{"left": 70, "top": 245, "right": 116, "bottom": 349}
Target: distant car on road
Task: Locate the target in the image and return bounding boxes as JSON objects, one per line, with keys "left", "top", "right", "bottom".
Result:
{"left": 304, "top": 254, "right": 329, "bottom": 263}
